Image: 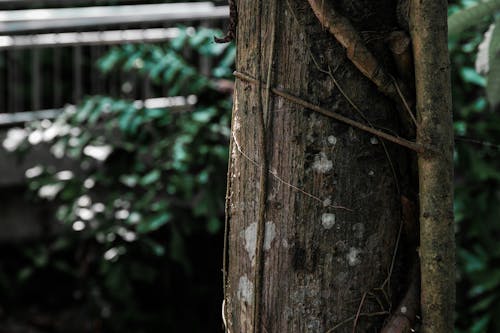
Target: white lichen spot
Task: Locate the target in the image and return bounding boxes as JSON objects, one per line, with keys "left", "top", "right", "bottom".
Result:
{"left": 306, "top": 319, "right": 321, "bottom": 331}
{"left": 370, "top": 137, "right": 379, "bottom": 145}
{"left": 264, "top": 222, "right": 276, "bottom": 251}
{"left": 352, "top": 223, "right": 365, "bottom": 239}
{"left": 233, "top": 114, "right": 241, "bottom": 132}
{"left": 312, "top": 152, "right": 333, "bottom": 173}
{"left": 347, "top": 247, "right": 362, "bottom": 266}
{"left": 327, "top": 135, "right": 337, "bottom": 145}
{"left": 277, "top": 97, "right": 284, "bottom": 109}
{"left": 400, "top": 306, "right": 408, "bottom": 314}
{"left": 322, "top": 198, "right": 332, "bottom": 208}
{"left": 237, "top": 275, "right": 254, "bottom": 305}
{"left": 368, "top": 170, "right": 375, "bottom": 176}
{"left": 476, "top": 24, "right": 495, "bottom": 74}
{"left": 243, "top": 223, "right": 257, "bottom": 263}
{"left": 282, "top": 239, "right": 289, "bottom": 249}
{"left": 321, "top": 213, "right": 336, "bottom": 230}
{"left": 241, "top": 222, "right": 276, "bottom": 265}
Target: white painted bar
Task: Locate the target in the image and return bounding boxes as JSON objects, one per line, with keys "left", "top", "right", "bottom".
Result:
{"left": 0, "top": 3, "right": 229, "bottom": 33}
{"left": 0, "top": 27, "right": 184, "bottom": 49}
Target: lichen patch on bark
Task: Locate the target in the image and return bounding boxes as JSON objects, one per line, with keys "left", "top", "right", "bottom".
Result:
{"left": 241, "top": 222, "right": 277, "bottom": 265}
{"left": 311, "top": 152, "right": 333, "bottom": 173}
{"left": 347, "top": 247, "right": 362, "bottom": 266}
{"left": 321, "top": 213, "right": 336, "bottom": 229}
{"left": 237, "top": 275, "right": 254, "bottom": 305}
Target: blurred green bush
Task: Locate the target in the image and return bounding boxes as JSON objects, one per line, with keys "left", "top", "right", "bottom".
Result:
{"left": 1, "top": 26, "right": 234, "bottom": 332}
{"left": 449, "top": 1, "right": 500, "bottom": 332}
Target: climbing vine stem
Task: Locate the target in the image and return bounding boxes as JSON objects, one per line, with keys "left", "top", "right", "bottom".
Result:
{"left": 233, "top": 71, "right": 425, "bottom": 154}
{"left": 410, "top": 0, "right": 455, "bottom": 331}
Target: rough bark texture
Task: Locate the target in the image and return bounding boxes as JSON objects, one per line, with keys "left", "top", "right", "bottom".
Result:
{"left": 409, "top": 1, "right": 456, "bottom": 332}
{"left": 225, "top": 1, "right": 413, "bottom": 332}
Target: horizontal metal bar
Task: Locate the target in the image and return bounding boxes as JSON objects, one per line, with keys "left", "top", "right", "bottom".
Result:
{"left": 0, "top": 2, "right": 213, "bottom": 22}
{"left": 0, "top": 109, "right": 63, "bottom": 125}
{"left": 0, "top": 27, "right": 183, "bottom": 49}
{"left": 0, "top": 96, "right": 197, "bottom": 126}
{"left": 0, "top": 0, "right": 142, "bottom": 7}
{"left": 0, "top": 3, "right": 229, "bottom": 34}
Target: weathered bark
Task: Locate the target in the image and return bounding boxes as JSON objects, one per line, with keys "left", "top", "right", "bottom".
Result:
{"left": 224, "top": 1, "right": 416, "bottom": 332}
{"left": 410, "top": 1, "right": 455, "bottom": 332}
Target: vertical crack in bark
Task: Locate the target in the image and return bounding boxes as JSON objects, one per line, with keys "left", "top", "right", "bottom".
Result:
{"left": 252, "top": 1, "right": 279, "bottom": 332}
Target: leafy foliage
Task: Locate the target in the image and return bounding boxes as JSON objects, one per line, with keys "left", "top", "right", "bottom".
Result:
{"left": 449, "top": 0, "right": 500, "bottom": 110}
{"left": 1, "top": 26, "right": 234, "bottom": 332}
{"left": 449, "top": 1, "right": 500, "bottom": 332}
{"left": 448, "top": 0, "right": 500, "bottom": 38}
{"left": 97, "top": 27, "right": 235, "bottom": 84}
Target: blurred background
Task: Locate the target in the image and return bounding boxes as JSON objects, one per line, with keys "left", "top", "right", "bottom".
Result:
{"left": 0, "top": 0, "right": 498, "bottom": 332}
{"left": 0, "top": 1, "right": 232, "bottom": 332}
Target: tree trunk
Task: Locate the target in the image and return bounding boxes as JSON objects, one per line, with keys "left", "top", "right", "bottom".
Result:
{"left": 224, "top": 1, "right": 420, "bottom": 332}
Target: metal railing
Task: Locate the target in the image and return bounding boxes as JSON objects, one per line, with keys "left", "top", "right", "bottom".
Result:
{"left": 0, "top": 1, "right": 228, "bottom": 119}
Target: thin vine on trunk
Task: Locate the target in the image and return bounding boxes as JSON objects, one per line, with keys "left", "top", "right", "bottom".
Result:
{"left": 410, "top": 1, "right": 456, "bottom": 332}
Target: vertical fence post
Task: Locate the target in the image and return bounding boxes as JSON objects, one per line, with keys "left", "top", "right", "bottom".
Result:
{"left": 53, "top": 46, "right": 62, "bottom": 108}
{"left": 199, "top": 20, "right": 212, "bottom": 77}
{"left": 0, "top": 51, "right": 4, "bottom": 113}
{"left": 31, "top": 47, "right": 41, "bottom": 111}
{"left": 73, "top": 43, "right": 83, "bottom": 104}
{"left": 8, "top": 50, "right": 23, "bottom": 113}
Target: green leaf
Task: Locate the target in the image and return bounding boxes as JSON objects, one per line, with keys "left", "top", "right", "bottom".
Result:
{"left": 140, "top": 169, "right": 161, "bottom": 186}
{"left": 448, "top": 0, "right": 500, "bottom": 38}
{"left": 18, "top": 267, "right": 33, "bottom": 281}
{"left": 213, "top": 46, "right": 236, "bottom": 78}
{"left": 170, "top": 27, "right": 189, "bottom": 51}
{"left": 189, "top": 28, "right": 212, "bottom": 49}
{"left": 137, "top": 213, "right": 171, "bottom": 233}
{"left": 162, "top": 53, "right": 183, "bottom": 82}
{"left": 123, "top": 50, "right": 145, "bottom": 71}
{"left": 470, "top": 269, "right": 500, "bottom": 296}
{"left": 120, "top": 174, "right": 139, "bottom": 187}
{"left": 192, "top": 106, "right": 216, "bottom": 123}
{"left": 98, "top": 47, "right": 123, "bottom": 73}
{"left": 145, "top": 239, "right": 166, "bottom": 256}
{"left": 118, "top": 105, "right": 137, "bottom": 133}
{"left": 144, "top": 108, "right": 166, "bottom": 120}
{"left": 460, "top": 249, "right": 486, "bottom": 273}
{"left": 149, "top": 55, "right": 170, "bottom": 81}
{"left": 75, "top": 98, "right": 96, "bottom": 123}
{"left": 471, "top": 294, "right": 497, "bottom": 313}
{"left": 461, "top": 67, "right": 486, "bottom": 86}
{"left": 470, "top": 314, "right": 490, "bottom": 333}
{"left": 207, "top": 216, "right": 221, "bottom": 234}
